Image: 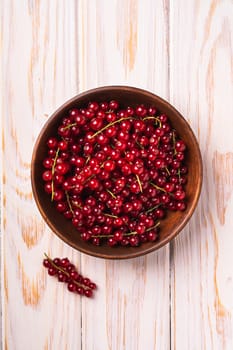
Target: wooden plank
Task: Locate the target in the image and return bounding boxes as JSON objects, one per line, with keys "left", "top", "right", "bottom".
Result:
{"left": 170, "top": 0, "right": 233, "bottom": 349}
{"left": 1, "top": 1, "right": 82, "bottom": 349}
{"left": 77, "top": 1, "right": 171, "bottom": 349}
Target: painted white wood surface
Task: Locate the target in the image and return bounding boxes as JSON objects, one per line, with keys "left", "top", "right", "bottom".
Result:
{"left": 1, "top": 0, "right": 233, "bottom": 349}
{"left": 170, "top": 1, "right": 233, "bottom": 349}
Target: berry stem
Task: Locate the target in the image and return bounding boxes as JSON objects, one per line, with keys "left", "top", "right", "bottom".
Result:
{"left": 71, "top": 201, "right": 82, "bottom": 209}
{"left": 63, "top": 123, "right": 77, "bottom": 130}
{"left": 90, "top": 117, "right": 132, "bottom": 138}
{"left": 146, "top": 221, "right": 160, "bottom": 231}
{"left": 136, "top": 140, "right": 144, "bottom": 149}
{"left": 177, "top": 168, "right": 181, "bottom": 183}
{"left": 135, "top": 174, "right": 143, "bottom": 193}
{"left": 44, "top": 253, "right": 90, "bottom": 291}
{"left": 143, "top": 116, "right": 162, "bottom": 127}
{"left": 145, "top": 204, "right": 162, "bottom": 214}
{"left": 85, "top": 156, "right": 90, "bottom": 165}
{"left": 103, "top": 213, "right": 118, "bottom": 218}
{"left": 172, "top": 131, "right": 177, "bottom": 155}
{"left": 106, "top": 189, "right": 116, "bottom": 199}
{"left": 92, "top": 222, "right": 160, "bottom": 238}
{"left": 84, "top": 174, "right": 95, "bottom": 184}
{"left": 150, "top": 182, "right": 166, "bottom": 193}
{"left": 51, "top": 147, "right": 60, "bottom": 201}
{"left": 65, "top": 191, "right": 74, "bottom": 214}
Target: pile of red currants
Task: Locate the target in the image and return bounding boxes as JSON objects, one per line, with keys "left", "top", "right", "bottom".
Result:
{"left": 42, "top": 100, "right": 187, "bottom": 247}
{"left": 43, "top": 254, "right": 97, "bottom": 297}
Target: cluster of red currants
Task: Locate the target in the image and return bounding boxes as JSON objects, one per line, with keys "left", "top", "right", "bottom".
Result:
{"left": 42, "top": 100, "right": 187, "bottom": 247}
{"left": 43, "top": 254, "right": 97, "bottom": 297}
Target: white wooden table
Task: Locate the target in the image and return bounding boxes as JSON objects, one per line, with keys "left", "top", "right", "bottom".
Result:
{"left": 1, "top": 1, "right": 233, "bottom": 349}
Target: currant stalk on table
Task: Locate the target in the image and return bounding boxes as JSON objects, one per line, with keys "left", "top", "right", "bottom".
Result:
{"left": 43, "top": 253, "right": 97, "bottom": 297}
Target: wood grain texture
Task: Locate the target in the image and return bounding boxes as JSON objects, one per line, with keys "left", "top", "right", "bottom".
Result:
{"left": 1, "top": 0, "right": 233, "bottom": 349}
{"left": 170, "top": 0, "right": 233, "bottom": 349}
{"left": 77, "top": 1, "right": 170, "bottom": 349}
{"left": 1, "top": 1, "right": 82, "bottom": 349}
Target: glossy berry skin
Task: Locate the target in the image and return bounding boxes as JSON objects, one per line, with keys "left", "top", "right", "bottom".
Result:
{"left": 109, "top": 100, "right": 119, "bottom": 110}
{"left": 43, "top": 259, "right": 51, "bottom": 268}
{"left": 84, "top": 289, "right": 93, "bottom": 297}
{"left": 42, "top": 100, "right": 188, "bottom": 248}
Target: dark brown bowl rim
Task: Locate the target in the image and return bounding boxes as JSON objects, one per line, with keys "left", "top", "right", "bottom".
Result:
{"left": 31, "top": 85, "right": 203, "bottom": 259}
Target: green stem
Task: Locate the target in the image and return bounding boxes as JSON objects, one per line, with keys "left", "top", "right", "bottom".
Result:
{"left": 52, "top": 148, "right": 60, "bottom": 175}
{"left": 150, "top": 182, "right": 166, "bottom": 193}
{"left": 145, "top": 222, "right": 160, "bottom": 231}
{"left": 63, "top": 123, "right": 77, "bottom": 130}
{"left": 51, "top": 148, "right": 60, "bottom": 201}
{"left": 92, "top": 222, "right": 160, "bottom": 238}
{"left": 90, "top": 117, "right": 132, "bottom": 138}
{"left": 145, "top": 204, "right": 162, "bottom": 214}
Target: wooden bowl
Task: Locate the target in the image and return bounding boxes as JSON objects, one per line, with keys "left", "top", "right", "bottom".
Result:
{"left": 31, "top": 86, "right": 202, "bottom": 259}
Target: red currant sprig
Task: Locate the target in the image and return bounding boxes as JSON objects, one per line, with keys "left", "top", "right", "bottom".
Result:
{"left": 43, "top": 254, "right": 97, "bottom": 297}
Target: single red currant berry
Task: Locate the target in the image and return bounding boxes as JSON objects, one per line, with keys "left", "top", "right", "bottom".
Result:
{"left": 104, "top": 160, "right": 116, "bottom": 172}
{"left": 174, "top": 190, "right": 186, "bottom": 201}
{"left": 43, "top": 157, "right": 54, "bottom": 169}
{"left": 43, "top": 259, "right": 51, "bottom": 268}
{"left": 47, "top": 137, "right": 58, "bottom": 149}
{"left": 70, "top": 271, "right": 79, "bottom": 280}
{"left": 58, "top": 273, "right": 67, "bottom": 282}
{"left": 147, "top": 230, "right": 158, "bottom": 241}
{"left": 76, "top": 286, "right": 84, "bottom": 295}
{"left": 129, "top": 235, "right": 140, "bottom": 246}
{"left": 83, "top": 278, "right": 90, "bottom": 286}
{"left": 176, "top": 201, "right": 186, "bottom": 211}
{"left": 60, "top": 258, "right": 70, "bottom": 267}
{"left": 154, "top": 159, "right": 166, "bottom": 169}
{"left": 109, "top": 100, "right": 119, "bottom": 110}
{"left": 106, "top": 112, "right": 117, "bottom": 123}
{"left": 88, "top": 101, "right": 99, "bottom": 112}
{"left": 108, "top": 237, "right": 118, "bottom": 247}
{"left": 58, "top": 140, "right": 68, "bottom": 151}
{"left": 92, "top": 237, "right": 101, "bottom": 246}
{"left": 53, "top": 258, "right": 61, "bottom": 265}
{"left": 84, "top": 289, "right": 93, "bottom": 297}
{"left": 90, "top": 117, "right": 103, "bottom": 131}
{"left": 135, "top": 224, "right": 146, "bottom": 235}
{"left": 48, "top": 267, "right": 57, "bottom": 276}
{"left": 67, "top": 283, "right": 76, "bottom": 292}
{"left": 89, "top": 282, "right": 97, "bottom": 290}
{"left": 42, "top": 170, "right": 52, "bottom": 182}
{"left": 175, "top": 140, "right": 186, "bottom": 152}
{"left": 135, "top": 105, "right": 147, "bottom": 117}
{"left": 114, "top": 230, "right": 123, "bottom": 241}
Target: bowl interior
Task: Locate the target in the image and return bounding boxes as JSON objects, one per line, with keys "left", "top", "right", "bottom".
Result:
{"left": 31, "top": 86, "right": 202, "bottom": 259}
